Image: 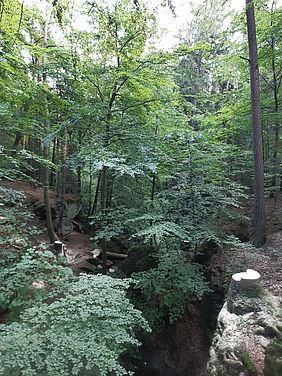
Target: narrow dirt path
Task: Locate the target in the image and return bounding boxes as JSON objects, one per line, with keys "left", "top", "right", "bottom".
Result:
{"left": 1, "top": 181, "right": 93, "bottom": 259}
{"left": 65, "top": 231, "right": 92, "bottom": 254}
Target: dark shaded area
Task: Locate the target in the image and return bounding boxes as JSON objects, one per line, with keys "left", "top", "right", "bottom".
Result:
{"left": 265, "top": 339, "right": 282, "bottom": 376}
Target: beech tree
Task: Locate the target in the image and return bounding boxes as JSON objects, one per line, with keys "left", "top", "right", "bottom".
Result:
{"left": 246, "top": 0, "right": 266, "bottom": 247}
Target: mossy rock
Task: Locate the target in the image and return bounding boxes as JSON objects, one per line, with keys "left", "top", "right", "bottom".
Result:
{"left": 264, "top": 339, "right": 282, "bottom": 376}
{"left": 240, "top": 347, "right": 258, "bottom": 376}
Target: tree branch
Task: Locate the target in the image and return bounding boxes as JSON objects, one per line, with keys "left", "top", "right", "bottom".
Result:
{"left": 112, "top": 99, "right": 160, "bottom": 113}
{"left": 239, "top": 55, "right": 250, "bottom": 63}
{"left": 260, "top": 73, "right": 274, "bottom": 90}
{"left": 119, "top": 32, "right": 142, "bottom": 54}
{"left": 17, "top": 1, "right": 24, "bottom": 34}
{"left": 277, "top": 74, "right": 282, "bottom": 90}
{"left": 85, "top": 76, "right": 104, "bottom": 101}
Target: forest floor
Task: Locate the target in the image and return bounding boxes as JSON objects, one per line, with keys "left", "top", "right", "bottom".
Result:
{"left": 2, "top": 180, "right": 282, "bottom": 294}
{"left": 1, "top": 180, "right": 91, "bottom": 254}
{"left": 1, "top": 180, "right": 281, "bottom": 376}
{"left": 210, "top": 193, "right": 282, "bottom": 297}
{"left": 1, "top": 180, "right": 79, "bottom": 208}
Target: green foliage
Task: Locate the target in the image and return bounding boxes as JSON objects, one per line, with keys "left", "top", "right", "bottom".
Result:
{"left": 0, "top": 186, "right": 72, "bottom": 313}
{"left": 264, "top": 339, "right": 282, "bottom": 376}
{"left": 220, "top": 261, "right": 246, "bottom": 292}
{"left": 133, "top": 249, "right": 210, "bottom": 327}
{"left": 0, "top": 187, "right": 149, "bottom": 376}
{"left": 0, "top": 275, "right": 150, "bottom": 376}
{"left": 0, "top": 186, "right": 33, "bottom": 247}
{"left": 1, "top": 1, "right": 282, "bottom": 373}
{"left": 90, "top": 206, "right": 138, "bottom": 241}
{"left": 0, "top": 247, "right": 72, "bottom": 313}
{"left": 133, "top": 220, "right": 187, "bottom": 245}
{"left": 0, "top": 186, "right": 25, "bottom": 206}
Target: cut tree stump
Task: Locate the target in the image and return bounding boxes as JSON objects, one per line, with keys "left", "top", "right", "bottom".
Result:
{"left": 54, "top": 240, "right": 66, "bottom": 256}
{"left": 227, "top": 269, "right": 262, "bottom": 315}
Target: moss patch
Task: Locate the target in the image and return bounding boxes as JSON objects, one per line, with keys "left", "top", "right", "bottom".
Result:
{"left": 240, "top": 347, "right": 258, "bottom": 376}
{"left": 264, "top": 339, "right": 282, "bottom": 376}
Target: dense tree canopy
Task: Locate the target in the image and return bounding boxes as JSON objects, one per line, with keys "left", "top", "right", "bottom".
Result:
{"left": 0, "top": 0, "right": 281, "bottom": 374}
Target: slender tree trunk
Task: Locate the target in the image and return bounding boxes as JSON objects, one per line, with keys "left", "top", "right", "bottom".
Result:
{"left": 106, "top": 174, "right": 114, "bottom": 209}
{"left": 100, "top": 165, "right": 108, "bottom": 274}
{"left": 12, "top": 132, "right": 23, "bottom": 154}
{"left": 50, "top": 137, "right": 57, "bottom": 187}
{"left": 150, "top": 119, "right": 159, "bottom": 248}
{"left": 44, "top": 146, "right": 57, "bottom": 243}
{"left": 246, "top": 0, "right": 266, "bottom": 247}
{"left": 56, "top": 137, "right": 61, "bottom": 195}
{"left": 77, "top": 165, "right": 82, "bottom": 196}
{"left": 270, "top": 51, "right": 279, "bottom": 199}
{"left": 98, "top": 43, "right": 123, "bottom": 273}
{"left": 57, "top": 128, "right": 68, "bottom": 236}
{"left": 269, "top": 3, "right": 280, "bottom": 200}
{"left": 90, "top": 172, "right": 101, "bottom": 217}
{"left": 99, "top": 108, "right": 113, "bottom": 274}
{"left": 151, "top": 174, "right": 156, "bottom": 201}
{"left": 151, "top": 118, "right": 159, "bottom": 202}
{"left": 43, "top": 7, "right": 57, "bottom": 244}
{"left": 87, "top": 162, "right": 93, "bottom": 218}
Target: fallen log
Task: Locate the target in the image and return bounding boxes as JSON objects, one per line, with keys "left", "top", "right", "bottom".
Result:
{"left": 73, "top": 260, "right": 97, "bottom": 274}
{"left": 97, "top": 250, "right": 128, "bottom": 260}
{"left": 106, "top": 251, "right": 128, "bottom": 260}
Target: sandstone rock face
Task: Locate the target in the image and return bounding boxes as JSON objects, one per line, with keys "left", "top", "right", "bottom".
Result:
{"left": 208, "top": 273, "right": 281, "bottom": 376}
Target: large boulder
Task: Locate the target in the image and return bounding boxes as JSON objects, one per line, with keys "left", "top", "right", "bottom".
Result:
{"left": 207, "top": 270, "right": 282, "bottom": 376}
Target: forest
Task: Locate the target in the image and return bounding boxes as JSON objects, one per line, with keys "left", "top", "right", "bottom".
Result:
{"left": 0, "top": 0, "right": 281, "bottom": 375}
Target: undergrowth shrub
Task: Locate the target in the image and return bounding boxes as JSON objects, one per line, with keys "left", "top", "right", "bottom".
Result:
{"left": 133, "top": 249, "right": 210, "bottom": 328}
{"left": 0, "top": 247, "right": 72, "bottom": 313}
{"left": 0, "top": 275, "right": 150, "bottom": 376}
{"left": 0, "top": 185, "right": 149, "bottom": 375}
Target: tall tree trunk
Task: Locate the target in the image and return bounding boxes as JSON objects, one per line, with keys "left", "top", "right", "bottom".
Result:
{"left": 151, "top": 118, "right": 159, "bottom": 202}
{"left": 100, "top": 165, "right": 108, "bottom": 274}
{"left": 99, "top": 108, "right": 113, "bottom": 274}
{"left": 246, "top": 0, "right": 266, "bottom": 247}
{"left": 43, "top": 7, "right": 57, "bottom": 244}
{"left": 56, "top": 136, "right": 61, "bottom": 196}
{"left": 87, "top": 162, "right": 93, "bottom": 218}
{"left": 270, "top": 44, "right": 280, "bottom": 199}
{"left": 106, "top": 174, "right": 114, "bottom": 209}
{"left": 50, "top": 137, "right": 57, "bottom": 187}
{"left": 90, "top": 172, "right": 101, "bottom": 217}
{"left": 270, "top": 1, "right": 280, "bottom": 200}
{"left": 57, "top": 128, "right": 68, "bottom": 236}
{"left": 150, "top": 118, "right": 159, "bottom": 248}
{"left": 12, "top": 132, "right": 23, "bottom": 155}
{"left": 44, "top": 146, "right": 57, "bottom": 243}
{"left": 77, "top": 165, "right": 82, "bottom": 196}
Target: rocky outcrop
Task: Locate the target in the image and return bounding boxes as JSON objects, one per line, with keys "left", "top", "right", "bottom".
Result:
{"left": 208, "top": 269, "right": 282, "bottom": 376}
